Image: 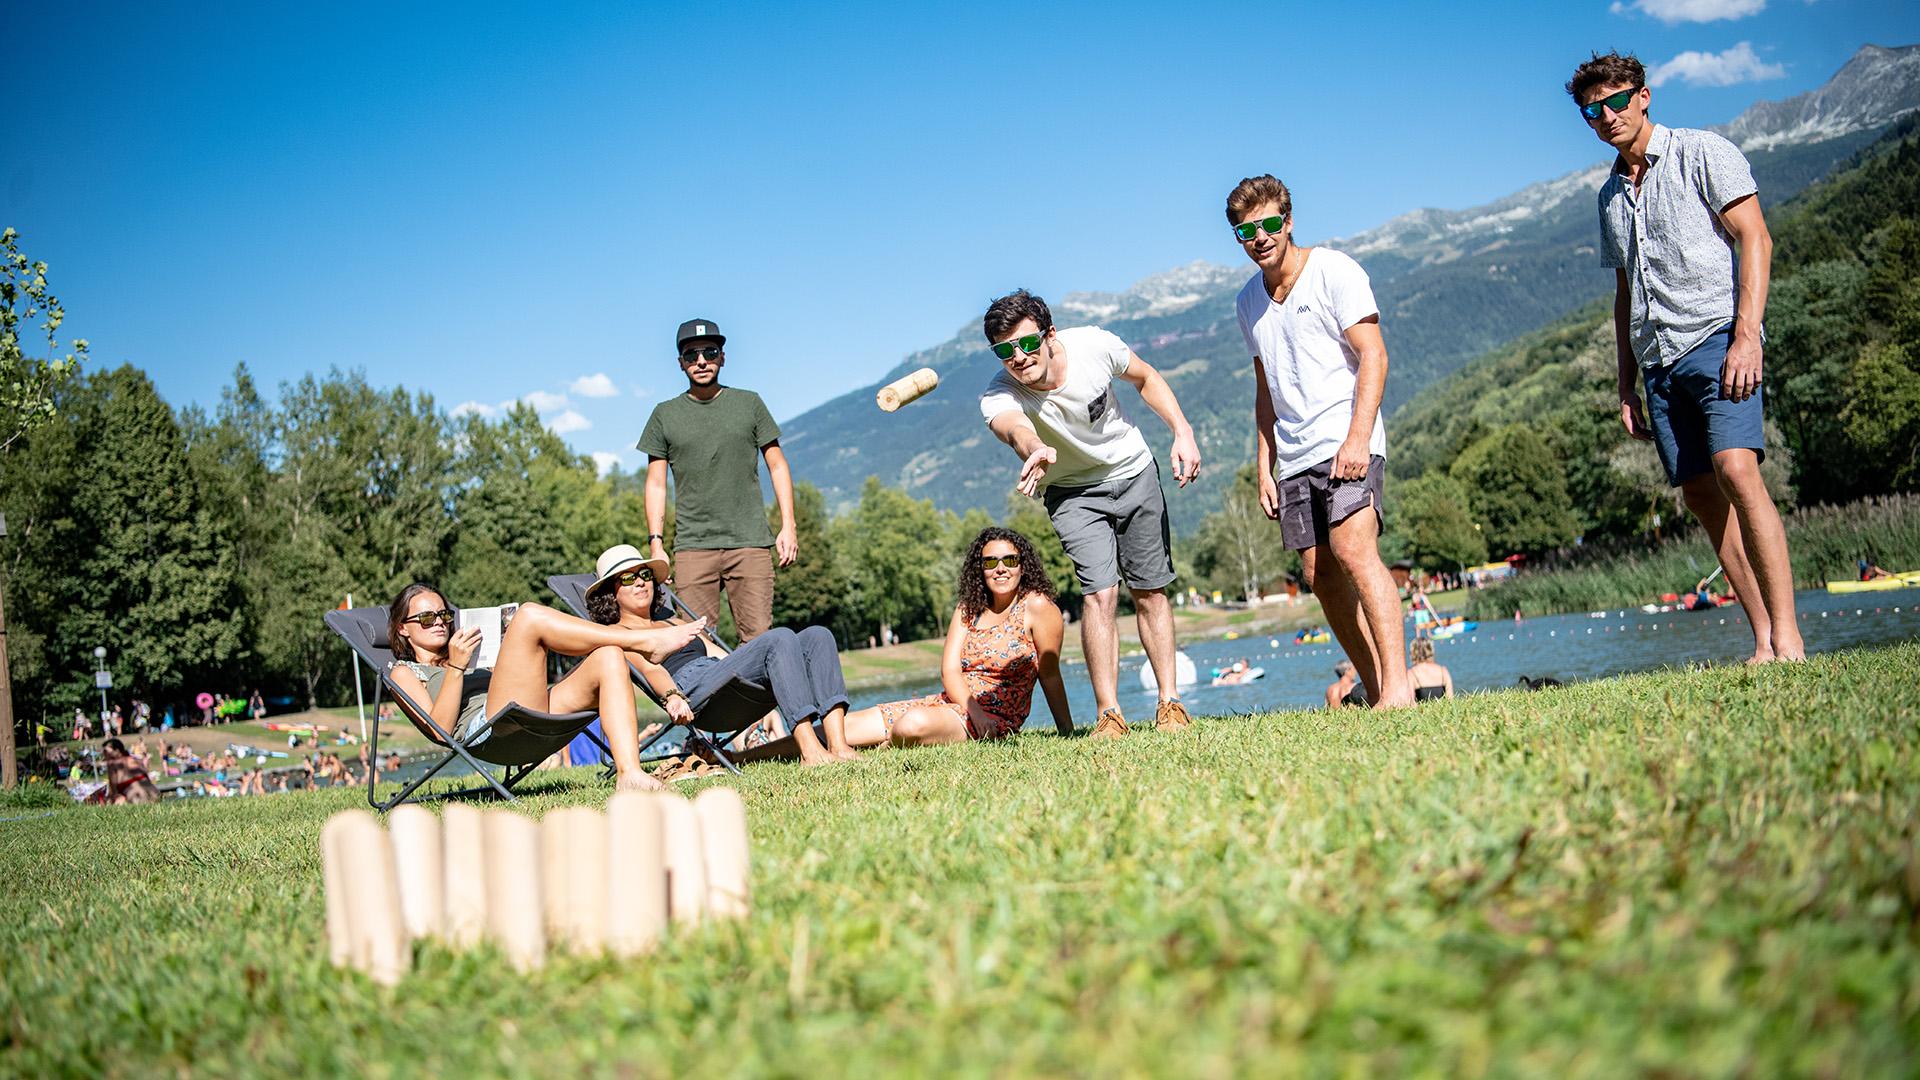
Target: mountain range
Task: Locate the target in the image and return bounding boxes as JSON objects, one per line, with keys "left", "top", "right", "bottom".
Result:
{"left": 779, "top": 43, "right": 1920, "bottom": 531}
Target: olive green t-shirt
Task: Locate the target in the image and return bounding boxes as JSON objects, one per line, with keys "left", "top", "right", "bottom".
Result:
{"left": 636, "top": 387, "right": 779, "bottom": 550}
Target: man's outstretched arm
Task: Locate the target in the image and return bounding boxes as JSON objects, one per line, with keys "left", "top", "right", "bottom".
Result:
{"left": 987, "top": 411, "right": 1056, "bottom": 498}
{"left": 1118, "top": 355, "right": 1201, "bottom": 486}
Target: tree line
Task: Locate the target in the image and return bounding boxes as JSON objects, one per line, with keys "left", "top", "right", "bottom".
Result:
{"left": 0, "top": 359, "right": 1104, "bottom": 725}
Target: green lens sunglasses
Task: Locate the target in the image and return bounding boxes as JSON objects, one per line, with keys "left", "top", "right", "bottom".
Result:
{"left": 617, "top": 568, "right": 655, "bottom": 586}
{"left": 990, "top": 333, "right": 1045, "bottom": 361}
{"left": 1233, "top": 215, "right": 1287, "bottom": 242}
{"left": 1580, "top": 87, "right": 1639, "bottom": 122}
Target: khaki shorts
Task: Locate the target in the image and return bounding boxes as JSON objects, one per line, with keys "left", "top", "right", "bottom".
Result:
{"left": 1277, "top": 455, "right": 1385, "bottom": 550}
{"left": 672, "top": 546, "right": 775, "bottom": 641}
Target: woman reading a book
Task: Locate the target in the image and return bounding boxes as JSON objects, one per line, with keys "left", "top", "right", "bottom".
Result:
{"left": 385, "top": 583, "right": 705, "bottom": 793}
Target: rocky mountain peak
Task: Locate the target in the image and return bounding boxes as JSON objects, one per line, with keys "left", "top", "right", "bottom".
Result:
{"left": 1055, "top": 260, "right": 1243, "bottom": 323}
{"left": 1717, "top": 43, "right": 1920, "bottom": 151}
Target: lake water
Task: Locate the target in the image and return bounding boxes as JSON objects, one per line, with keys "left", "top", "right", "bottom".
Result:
{"left": 846, "top": 586, "right": 1920, "bottom": 728}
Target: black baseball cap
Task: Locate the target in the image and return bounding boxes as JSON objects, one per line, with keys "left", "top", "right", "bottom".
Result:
{"left": 675, "top": 319, "right": 726, "bottom": 352}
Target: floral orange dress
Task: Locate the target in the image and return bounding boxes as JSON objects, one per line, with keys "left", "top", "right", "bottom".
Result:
{"left": 876, "top": 593, "right": 1040, "bottom": 741}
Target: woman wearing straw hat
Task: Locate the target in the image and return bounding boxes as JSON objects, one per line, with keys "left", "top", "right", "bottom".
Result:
{"left": 584, "top": 543, "right": 857, "bottom": 767}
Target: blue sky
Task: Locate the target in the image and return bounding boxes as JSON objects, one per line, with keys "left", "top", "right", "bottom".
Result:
{"left": 6, "top": 1, "right": 1916, "bottom": 475}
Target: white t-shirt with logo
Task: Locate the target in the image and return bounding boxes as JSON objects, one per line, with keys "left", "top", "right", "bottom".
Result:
{"left": 978, "top": 325, "right": 1155, "bottom": 490}
{"left": 1235, "top": 248, "right": 1387, "bottom": 480}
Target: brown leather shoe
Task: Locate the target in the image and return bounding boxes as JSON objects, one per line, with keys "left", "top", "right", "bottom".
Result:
{"left": 1091, "top": 708, "right": 1129, "bottom": 740}
{"left": 1155, "top": 699, "right": 1193, "bottom": 732}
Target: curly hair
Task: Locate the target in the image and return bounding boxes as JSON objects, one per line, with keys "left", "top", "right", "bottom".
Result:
{"left": 956, "top": 526, "right": 1056, "bottom": 623}
{"left": 1566, "top": 51, "right": 1645, "bottom": 103}
{"left": 983, "top": 289, "right": 1053, "bottom": 344}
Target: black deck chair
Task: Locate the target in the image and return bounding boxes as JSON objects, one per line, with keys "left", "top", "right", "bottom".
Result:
{"left": 323, "top": 607, "right": 614, "bottom": 811}
{"left": 545, "top": 573, "right": 770, "bottom": 775}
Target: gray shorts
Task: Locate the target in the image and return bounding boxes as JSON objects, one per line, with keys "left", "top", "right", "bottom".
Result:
{"left": 1277, "top": 455, "right": 1385, "bottom": 551}
{"left": 1043, "top": 462, "right": 1176, "bottom": 593}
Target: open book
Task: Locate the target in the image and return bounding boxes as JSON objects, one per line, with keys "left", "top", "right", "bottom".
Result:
{"left": 457, "top": 604, "right": 520, "bottom": 671}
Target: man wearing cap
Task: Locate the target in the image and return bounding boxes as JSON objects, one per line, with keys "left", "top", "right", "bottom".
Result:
{"left": 638, "top": 319, "right": 799, "bottom": 643}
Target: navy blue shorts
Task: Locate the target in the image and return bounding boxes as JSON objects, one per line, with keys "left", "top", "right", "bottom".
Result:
{"left": 1644, "top": 329, "right": 1765, "bottom": 487}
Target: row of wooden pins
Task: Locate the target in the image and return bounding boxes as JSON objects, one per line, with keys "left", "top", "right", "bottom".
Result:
{"left": 321, "top": 787, "right": 749, "bottom": 984}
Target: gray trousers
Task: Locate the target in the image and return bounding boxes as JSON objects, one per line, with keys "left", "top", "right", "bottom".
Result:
{"left": 675, "top": 625, "right": 849, "bottom": 734}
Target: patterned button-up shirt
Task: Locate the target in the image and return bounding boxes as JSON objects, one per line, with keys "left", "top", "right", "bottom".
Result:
{"left": 1597, "top": 124, "right": 1759, "bottom": 368}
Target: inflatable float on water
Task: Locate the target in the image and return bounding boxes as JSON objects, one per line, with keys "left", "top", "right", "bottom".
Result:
{"left": 1827, "top": 571, "right": 1920, "bottom": 593}
{"left": 1139, "top": 651, "right": 1199, "bottom": 694}
{"left": 1210, "top": 665, "right": 1265, "bottom": 687}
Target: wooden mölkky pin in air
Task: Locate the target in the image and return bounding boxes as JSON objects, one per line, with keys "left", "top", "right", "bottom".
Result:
{"left": 875, "top": 367, "right": 939, "bottom": 412}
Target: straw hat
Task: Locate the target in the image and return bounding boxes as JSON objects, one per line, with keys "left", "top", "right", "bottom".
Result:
{"left": 586, "top": 544, "right": 671, "bottom": 598}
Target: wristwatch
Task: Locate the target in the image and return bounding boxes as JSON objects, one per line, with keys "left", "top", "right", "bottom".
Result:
{"left": 647, "top": 533, "right": 665, "bottom": 542}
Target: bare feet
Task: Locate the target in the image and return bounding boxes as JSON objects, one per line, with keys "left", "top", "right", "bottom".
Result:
{"left": 1745, "top": 648, "right": 1775, "bottom": 665}
{"left": 630, "top": 618, "right": 707, "bottom": 664}
{"left": 615, "top": 769, "right": 666, "bottom": 794}
{"left": 791, "top": 723, "right": 843, "bottom": 768}
{"left": 830, "top": 746, "right": 860, "bottom": 763}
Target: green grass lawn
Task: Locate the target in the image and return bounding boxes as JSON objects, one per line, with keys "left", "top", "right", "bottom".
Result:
{"left": 4, "top": 643, "right": 1917, "bottom": 1076}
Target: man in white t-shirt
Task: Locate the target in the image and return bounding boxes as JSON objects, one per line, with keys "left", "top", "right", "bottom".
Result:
{"left": 1227, "top": 174, "right": 1412, "bottom": 709}
{"left": 978, "top": 289, "right": 1203, "bottom": 739}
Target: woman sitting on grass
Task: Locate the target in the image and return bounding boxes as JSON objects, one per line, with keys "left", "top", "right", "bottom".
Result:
{"left": 583, "top": 545, "right": 857, "bottom": 767}
{"left": 1407, "top": 638, "right": 1453, "bottom": 701}
{"left": 842, "top": 527, "right": 1073, "bottom": 747}
{"left": 385, "top": 582, "right": 705, "bottom": 793}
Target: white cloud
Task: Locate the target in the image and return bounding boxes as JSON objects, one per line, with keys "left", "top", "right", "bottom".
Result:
{"left": 632, "top": 385, "right": 652, "bottom": 400}
{"left": 1610, "top": 0, "right": 1765, "bottom": 23}
{"left": 522, "top": 390, "right": 570, "bottom": 413}
{"left": 571, "top": 373, "right": 619, "bottom": 398}
{"left": 1647, "top": 42, "right": 1786, "bottom": 87}
{"left": 547, "top": 409, "right": 592, "bottom": 435}
{"left": 589, "top": 451, "right": 622, "bottom": 476}
{"left": 449, "top": 400, "right": 499, "bottom": 419}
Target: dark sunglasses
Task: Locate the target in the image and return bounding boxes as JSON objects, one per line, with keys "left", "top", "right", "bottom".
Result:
{"left": 1580, "top": 87, "right": 1640, "bottom": 122}
{"left": 617, "top": 568, "right": 655, "bottom": 586}
{"left": 990, "top": 333, "right": 1044, "bottom": 361}
{"left": 981, "top": 555, "right": 1021, "bottom": 570}
{"left": 680, "top": 346, "right": 722, "bottom": 365}
{"left": 405, "top": 609, "right": 455, "bottom": 628}
{"left": 1233, "top": 215, "right": 1287, "bottom": 242}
